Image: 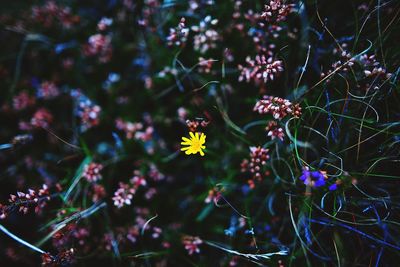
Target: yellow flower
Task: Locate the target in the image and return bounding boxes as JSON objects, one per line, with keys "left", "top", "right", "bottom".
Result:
{"left": 181, "top": 132, "right": 206, "bottom": 156}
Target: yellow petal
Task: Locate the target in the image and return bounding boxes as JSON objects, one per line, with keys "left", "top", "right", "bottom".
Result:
{"left": 200, "top": 133, "right": 206, "bottom": 144}
{"left": 189, "top": 132, "right": 195, "bottom": 139}
{"left": 181, "top": 137, "right": 191, "bottom": 143}
{"left": 199, "top": 150, "right": 205, "bottom": 156}
{"left": 181, "top": 146, "right": 190, "bottom": 151}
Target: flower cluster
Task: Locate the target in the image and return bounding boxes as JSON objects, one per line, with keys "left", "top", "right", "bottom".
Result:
{"left": 102, "top": 207, "right": 163, "bottom": 251}
{"left": 12, "top": 91, "right": 35, "bottom": 111}
{"left": 115, "top": 117, "right": 155, "bottom": 152}
{"left": 115, "top": 118, "right": 144, "bottom": 139}
{"left": 82, "top": 162, "right": 103, "bottom": 183}
{"left": 204, "top": 187, "right": 222, "bottom": 204}
{"left": 299, "top": 167, "right": 328, "bottom": 188}
{"left": 241, "top": 146, "right": 270, "bottom": 188}
{"left": 41, "top": 248, "right": 75, "bottom": 267}
{"left": 112, "top": 172, "right": 147, "bottom": 208}
{"left": 36, "top": 81, "right": 60, "bottom": 99}
{"left": 51, "top": 223, "right": 90, "bottom": 251}
{"left": 185, "top": 118, "right": 210, "bottom": 132}
{"left": 254, "top": 95, "right": 302, "bottom": 120}
{"left": 238, "top": 54, "right": 284, "bottom": 83}
{"left": 197, "top": 57, "right": 216, "bottom": 73}
{"left": 84, "top": 34, "right": 113, "bottom": 63}
{"left": 31, "top": 1, "right": 79, "bottom": 29}
{"left": 0, "top": 184, "right": 51, "bottom": 219}
{"left": 72, "top": 91, "right": 101, "bottom": 131}
{"left": 19, "top": 108, "right": 53, "bottom": 130}
{"left": 321, "top": 44, "right": 392, "bottom": 88}
{"left": 260, "top": 0, "right": 294, "bottom": 24}
{"left": 167, "top": 18, "right": 189, "bottom": 47}
{"left": 191, "top": 16, "right": 220, "bottom": 54}
{"left": 182, "top": 236, "right": 203, "bottom": 255}
{"left": 359, "top": 54, "right": 392, "bottom": 80}
{"left": 266, "top": 120, "right": 285, "bottom": 141}
{"left": 97, "top": 17, "right": 113, "bottom": 31}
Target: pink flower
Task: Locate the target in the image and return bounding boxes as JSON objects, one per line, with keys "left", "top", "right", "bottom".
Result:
{"left": 238, "top": 54, "right": 284, "bottom": 83}
{"left": 82, "top": 163, "right": 103, "bottom": 182}
{"left": 182, "top": 236, "right": 203, "bottom": 255}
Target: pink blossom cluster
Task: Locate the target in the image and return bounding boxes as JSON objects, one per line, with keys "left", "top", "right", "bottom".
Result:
{"left": 182, "top": 236, "right": 203, "bottom": 255}
{"left": 102, "top": 207, "right": 163, "bottom": 251}
{"left": 191, "top": 16, "right": 220, "bottom": 54}
{"left": 97, "top": 17, "right": 113, "bottom": 31}
{"left": 84, "top": 34, "right": 113, "bottom": 63}
{"left": 0, "top": 184, "right": 51, "bottom": 219}
{"left": 238, "top": 54, "right": 284, "bottom": 83}
{"left": 82, "top": 162, "right": 103, "bottom": 183}
{"left": 12, "top": 91, "right": 36, "bottom": 111}
{"left": 204, "top": 187, "right": 222, "bottom": 204}
{"left": 112, "top": 173, "right": 147, "bottom": 208}
{"left": 254, "top": 95, "right": 302, "bottom": 120}
{"left": 260, "top": 0, "right": 294, "bottom": 24}
{"left": 197, "top": 57, "right": 215, "bottom": 73}
{"left": 31, "top": 0, "right": 80, "bottom": 29}
{"left": 266, "top": 120, "right": 285, "bottom": 141}
{"left": 240, "top": 146, "right": 270, "bottom": 188}
{"left": 321, "top": 44, "right": 392, "bottom": 86}
{"left": 37, "top": 81, "right": 60, "bottom": 99}
{"left": 115, "top": 118, "right": 154, "bottom": 142}
{"left": 72, "top": 93, "right": 102, "bottom": 132}
{"left": 19, "top": 108, "right": 54, "bottom": 130}
{"left": 167, "top": 18, "right": 189, "bottom": 47}
{"left": 359, "top": 54, "right": 392, "bottom": 80}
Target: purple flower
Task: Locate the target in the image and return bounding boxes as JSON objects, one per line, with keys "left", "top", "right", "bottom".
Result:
{"left": 299, "top": 167, "right": 327, "bottom": 188}
{"left": 329, "top": 183, "right": 338, "bottom": 191}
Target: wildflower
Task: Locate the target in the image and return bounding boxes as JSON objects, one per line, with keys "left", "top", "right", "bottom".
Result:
{"left": 83, "top": 34, "right": 112, "bottom": 63}
{"left": 82, "top": 162, "right": 103, "bottom": 182}
{"left": 72, "top": 91, "right": 101, "bottom": 131}
{"left": 265, "top": 120, "right": 285, "bottom": 141}
{"left": 238, "top": 54, "right": 284, "bottom": 83}
{"left": 30, "top": 108, "right": 53, "bottom": 129}
{"left": 329, "top": 183, "right": 338, "bottom": 191}
{"left": 32, "top": 1, "right": 79, "bottom": 29}
{"left": 191, "top": 16, "right": 220, "bottom": 54}
{"left": 185, "top": 119, "right": 209, "bottom": 132}
{"left": 299, "top": 167, "right": 328, "bottom": 188}
{"left": 260, "top": 0, "right": 293, "bottom": 24}
{"left": 254, "top": 95, "right": 302, "bottom": 120}
{"left": 41, "top": 248, "right": 75, "bottom": 267}
{"left": 12, "top": 91, "right": 35, "bottom": 111}
{"left": 91, "top": 184, "right": 106, "bottom": 202}
{"left": 182, "top": 236, "right": 203, "bottom": 255}
{"left": 112, "top": 172, "right": 147, "bottom": 208}
{"left": 241, "top": 146, "right": 270, "bottom": 188}
{"left": 97, "top": 17, "right": 113, "bottom": 31}
{"left": 198, "top": 57, "right": 216, "bottom": 73}
{"left": 112, "top": 182, "right": 135, "bottom": 208}
{"left": 205, "top": 187, "right": 222, "bottom": 204}
{"left": 167, "top": 17, "right": 189, "bottom": 47}
{"left": 180, "top": 132, "right": 206, "bottom": 156}
{"left": 36, "top": 81, "right": 60, "bottom": 99}
{"left": 115, "top": 118, "right": 143, "bottom": 139}
{"left": 1, "top": 184, "right": 52, "bottom": 218}
{"left": 329, "top": 180, "right": 342, "bottom": 191}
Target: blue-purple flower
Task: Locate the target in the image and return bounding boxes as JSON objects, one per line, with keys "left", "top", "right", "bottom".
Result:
{"left": 299, "top": 167, "right": 328, "bottom": 188}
